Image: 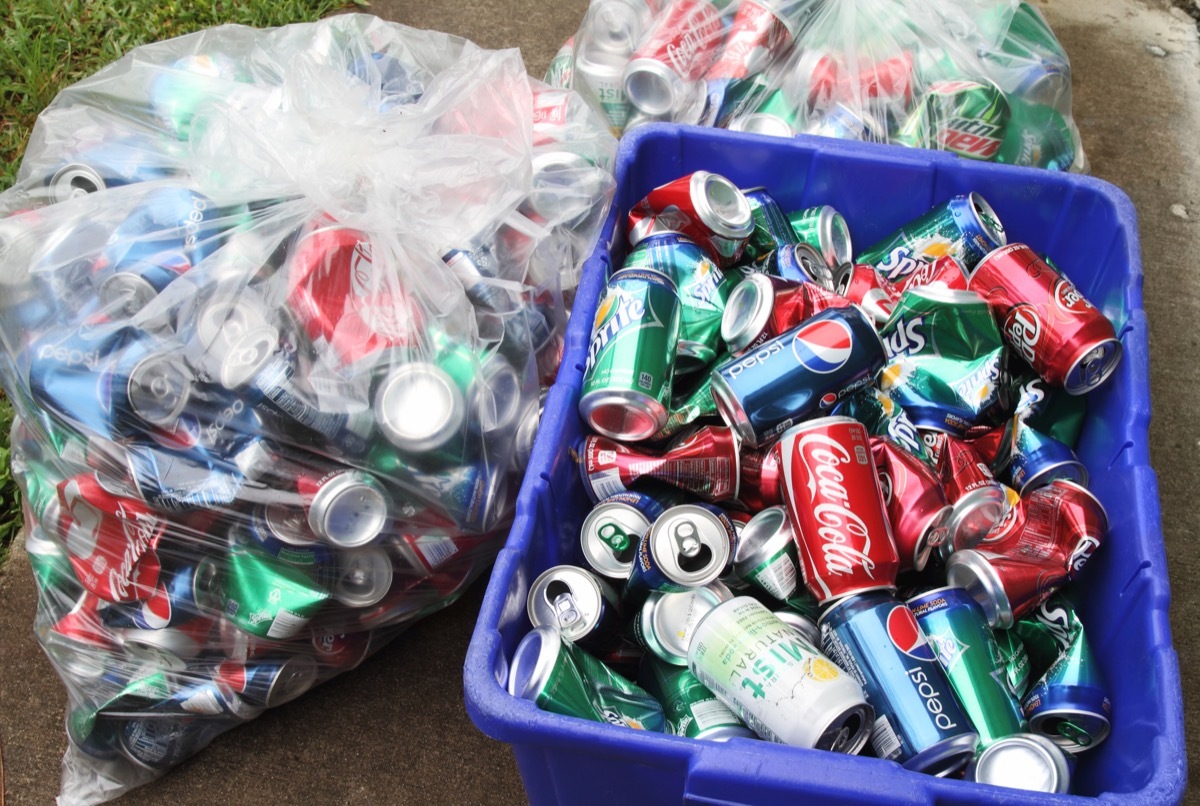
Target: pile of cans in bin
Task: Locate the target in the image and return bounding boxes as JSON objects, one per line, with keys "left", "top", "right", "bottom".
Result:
{"left": 507, "top": 169, "right": 1120, "bottom": 793}
{"left": 548, "top": 0, "right": 1083, "bottom": 171}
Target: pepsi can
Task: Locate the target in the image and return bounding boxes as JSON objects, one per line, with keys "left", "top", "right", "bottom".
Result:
{"left": 710, "top": 306, "right": 887, "bottom": 447}
{"left": 820, "top": 590, "right": 978, "bottom": 776}
{"left": 101, "top": 563, "right": 213, "bottom": 631}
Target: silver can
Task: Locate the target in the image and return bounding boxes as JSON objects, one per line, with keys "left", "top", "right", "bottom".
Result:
{"left": 774, "top": 608, "right": 821, "bottom": 647}
{"left": 625, "top": 504, "right": 734, "bottom": 605}
{"left": 527, "top": 564, "right": 622, "bottom": 653}
{"left": 732, "top": 506, "right": 800, "bottom": 602}
{"left": 789, "top": 204, "right": 853, "bottom": 271}
{"left": 49, "top": 163, "right": 106, "bottom": 202}
{"left": 688, "top": 596, "right": 874, "bottom": 751}
{"left": 374, "top": 361, "right": 465, "bottom": 453}
{"left": 303, "top": 468, "right": 389, "bottom": 548}
{"left": 579, "top": 497, "right": 655, "bottom": 581}
{"left": 126, "top": 347, "right": 192, "bottom": 427}
{"left": 966, "top": 732, "right": 1073, "bottom": 793}
{"left": 330, "top": 546, "right": 394, "bottom": 608}
{"left": 635, "top": 580, "right": 733, "bottom": 665}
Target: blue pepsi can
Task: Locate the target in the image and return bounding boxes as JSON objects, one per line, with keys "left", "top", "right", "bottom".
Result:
{"left": 125, "top": 441, "right": 244, "bottom": 511}
{"left": 27, "top": 323, "right": 192, "bottom": 439}
{"left": 145, "top": 388, "right": 263, "bottom": 469}
{"left": 99, "top": 250, "right": 192, "bottom": 319}
{"left": 756, "top": 242, "right": 836, "bottom": 291}
{"left": 710, "top": 306, "right": 886, "bottom": 447}
{"left": 102, "top": 563, "right": 212, "bottom": 630}
{"left": 103, "top": 186, "right": 232, "bottom": 271}
{"left": 118, "top": 715, "right": 232, "bottom": 771}
{"left": 820, "top": 589, "right": 978, "bottom": 775}
{"left": 195, "top": 655, "right": 320, "bottom": 709}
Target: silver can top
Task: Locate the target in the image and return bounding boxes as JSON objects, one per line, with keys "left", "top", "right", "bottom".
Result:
{"left": 584, "top": 0, "right": 651, "bottom": 55}
{"left": 623, "top": 57, "right": 686, "bottom": 116}
{"left": 968, "top": 732, "right": 1072, "bottom": 793}
{"left": 306, "top": 469, "right": 389, "bottom": 548}
{"left": 773, "top": 609, "right": 820, "bottom": 647}
{"left": 332, "top": 546, "right": 394, "bottom": 607}
{"left": 99, "top": 271, "right": 159, "bottom": 319}
{"left": 729, "top": 113, "right": 796, "bottom": 138}
{"left": 969, "top": 192, "right": 1007, "bottom": 250}
{"left": 258, "top": 653, "right": 319, "bottom": 709}
{"left": 527, "top": 564, "right": 618, "bottom": 644}
{"left": 580, "top": 500, "right": 650, "bottom": 580}
{"left": 126, "top": 348, "right": 191, "bottom": 426}
{"left": 720, "top": 272, "right": 775, "bottom": 355}
{"left": 49, "top": 163, "right": 106, "bottom": 202}
{"left": 507, "top": 625, "right": 564, "bottom": 700}
{"left": 374, "top": 362, "right": 465, "bottom": 453}
{"left": 787, "top": 241, "right": 836, "bottom": 290}
{"left": 733, "top": 506, "right": 799, "bottom": 600}
{"left": 690, "top": 171, "right": 754, "bottom": 241}
{"left": 647, "top": 504, "right": 733, "bottom": 588}
{"left": 511, "top": 396, "right": 543, "bottom": 472}
{"left": 640, "top": 581, "right": 733, "bottom": 665}
{"left": 945, "top": 549, "right": 1013, "bottom": 628}
{"left": 815, "top": 205, "right": 853, "bottom": 270}
{"left": 1064, "top": 338, "right": 1122, "bottom": 397}
{"left": 261, "top": 501, "right": 322, "bottom": 547}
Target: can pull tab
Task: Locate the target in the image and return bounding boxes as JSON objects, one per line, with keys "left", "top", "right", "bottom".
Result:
{"left": 597, "top": 521, "right": 632, "bottom": 552}
{"left": 552, "top": 591, "right": 581, "bottom": 628}
{"left": 673, "top": 520, "right": 701, "bottom": 558}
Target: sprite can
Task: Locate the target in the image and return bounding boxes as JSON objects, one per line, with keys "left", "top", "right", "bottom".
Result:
{"left": 508, "top": 626, "right": 667, "bottom": 732}
{"left": 995, "top": 99, "right": 1077, "bottom": 171}
{"left": 728, "top": 87, "right": 804, "bottom": 137}
{"left": 788, "top": 204, "right": 853, "bottom": 272}
{"left": 639, "top": 656, "right": 754, "bottom": 740}
{"left": 197, "top": 548, "right": 329, "bottom": 641}
{"left": 579, "top": 267, "right": 681, "bottom": 442}
{"left": 895, "top": 80, "right": 1010, "bottom": 161}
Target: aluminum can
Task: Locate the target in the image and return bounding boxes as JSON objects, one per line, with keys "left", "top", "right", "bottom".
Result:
{"left": 835, "top": 262, "right": 900, "bottom": 326}
{"left": 236, "top": 502, "right": 329, "bottom": 567}
{"left": 44, "top": 134, "right": 177, "bottom": 202}
{"left": 779, "top": 417, "right": 899, "bottom": 603}
{"left": 969, "top": 243, "right": 1122, "bottom": 394}
{"left": 729, "top": 87, "right": 802, "bottom": 137}
{"left": 100, "top": 251, "right": 191, "bottom": 318}
{"left": 103, "top": 186, "right": 231, "bottom": 271}
{"left": 788, "top": 204, "right": 853, "bottom": 271}
{"left": 891, "top": 254, "right": 969, "bottom": 295}
{"left": 978, "top": 479, "right": 1106, "bottom": 582}
{"left": 623, "top": 503, "right": 735, "bottom": 607}
{"left": 578, "top": 425, "right": 740, "bottom": 503}
{"left": 934, "top": 435, "right": 1009, "bottom": 554}
{"left": 634, "top": 580, "right": 733, "bottom": 665}
{"left": 705, "top": 0, "right": 806, "bottom": 81}
{"left": 737, "top": 440, "right": 783, "bottom": 511}
{"left": 804, "top": 102, "right": 888, "bottom": 143}
{"left": 996, "top": 417, "right": 1088, "bottom": 494}
{"left": 870, "top": 437, "right": 952, "bottom": 573}
{"left": 623, "top": 232, "right": 730, "bottom": 372}
{"left": 711, "top": 306, "right": 886, "bottom": 447}
{"left": 373, "top": 360, "right": 465, "bottom": 453}
{"left": 311, "top": 625, "right": 374, "bottom": 673}
{"left": 579, "top": 489, "right": 680, "bottom": 579}
{"left": 627, "top": 171, "right": 754, "bottom": 268}
{"left": 292, "top": 460, "right": 390, "bottom": 548}
{"left": 208, "top": 655, "right": 319, "bottom": 708}
{"left": 753, "top": 241, "right": 837, "bottom": 290}
{"left": 731, "top": 506, "right": 800, "bottom": 602}
{"left": 544, "top": 36, "right": 575, "bottom": 89}
{"left": 740, "top": 188, "right": 801, "bottom": 263}
{"left": 118, "top": 716, "right": 229, "bottom": 771}
{"left": 639, "top": 656, "right": 753, "bottom": 740}
{"left": 1006, "top": 372, "right": 1087, "bottom": 448}
{"left": 721, "top": 273, "right": 852, "bottom": 356}
{"left": 908, "top": 586, "right": 1027, "bottom": 746}
{"left": 102, "top": 673, "right": 259, "bottom": 721}
{"left": 66, "top": 707, "right": 122, "bottom": 761}
{"left": 368, "top": 446, "right": 509, "bottom": 532}
{"left": 774, "top": 607, "right": 821, "bottom": 646}
{"left": 994, "top": 627, "right": 1033, "bottom": 699}
{"left": 821, "top": 590, "right": 977, "bottom": 775}
{"left": 995, "top": 100, "right": 1078, "bottom": 171}
{"left": 623, "top": 0, "right": 724, "bottom": 116}
{"left": 832, "top": 386, "right": 930, "bottom": 464}
{"left": 896, "top": 80, "right": 1010, "bottom": 161}
{"left": 329, "top": 545, "right": 394, "bottom": 608}
{"left": 965, "top": 732, "right": 1072, "bottom": 793}
{"left": 573, "top": 36, "right": 633, "bottom": 135}
{"left": 119, "top": 615, "right": 216, "bottom": 667}
{"left": 688, "top": 596, "right": 874, "bottom": 750}
{"left": 196, "top": 548, "right": 329, "bottom": 640}
{"left": 579, "top": 267, "right": 681, "bottom": 441}
{"left": 946, "top": 549, "right": 1067, "bottom": 632}
{"left": 100, "top": 563, "right": 212, "bottom": 631}
{"left": 528, "top": 564, "right": 623, "bottom": 653}
{"left": 508, "top": 626, "right": 666, "bottom": 731}
{"left": 856, "top": 193, "right": 1006, "bottom": 283}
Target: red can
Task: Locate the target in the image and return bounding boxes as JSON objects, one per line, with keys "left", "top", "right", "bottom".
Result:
{"left": 968, "top": 243, "right": 1122, "bottom": 394}
{"left": 966, "top": 424, "right": 1006, "bottom": 465}
{"left": 836, "top": 263, "right": 900, "bottom": 326}
{"left": 311, "top": 624, "right": 374, "bottom": 672}
{"left": 720, "top": 272, "right": 853, "bottom": 355}
{"left": 627, "top": 171, "right": 754, "bottom": 267}
{"left": 738, "top": 440, "right": 784, "bottom": 511}
{"left": 779, "top": 416, "right": 899, "bottom": 603}
{"left": 935, "top": 434, "right": 1009, "bottom": 553}
{"left": 578, "top": 424, "right": 740, "bottom": 503}
{"left": 704, "top": 0, "right": 798, "bottom": 81}
{"left": 891, "top": 254, "right": 968, "bottom": 295}
{"left": 624, "top": 0, "right": 724, "bottom": 116}
{"left": 58, "top": 473, "right": 165, "bottom": 603}
{"left": 869, "top": 436, "right": 952, "bottom": 573}
{"left": 286, "top": 220, "right": 423, "bottom": 367}
{"left": 946, "top": 548, "right": 1070, "bottom": 629}
{"left": 840, "top": 52, "right": 916, "bottom": 107}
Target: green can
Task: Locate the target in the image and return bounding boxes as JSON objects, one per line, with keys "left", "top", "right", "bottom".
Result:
{"left": 787, "top": 204, "right": 853, "bottom": 271}
{"left": 649, "top": 365, "right": 721, "bottom": 442}
{"left": 639, "top": 656, "right": 754, "bottom": 740}
{"left": 1002, "top": 2, "right": 1068, "bottom": 63}
{"left": 508, "top": 626, "right": 667, "bottom": 732}
{"left": 579, "top": 267, "right": 681, "bottom": 442}
{"left": 895, "top": 80, "right": 1010, "bottom": 162}
{"left": 740, "top": 189, "right": 801, "bottom": 264}
{"left": 993, "top": 627, "right": 1032, "bottom": 699}
{"left": 834, "top": 387, "right": 932, "bottom": 465}
{"left": 908, "top": 586, "right": 1027, "bottom": 747}
{"left": 1006, "top": 371, "right": 1087, "bottom": 448}
{"left": 198, "top": 547, "right": 330, "bottom": 641}
{"left": 544, "top": 37, "right": 575, "bottom": 89}
{"left": 995, "top": 99, "right": 1077, "bottom": 171}
{"left": 728, "top": 88, "right": 803, "bottom": 138}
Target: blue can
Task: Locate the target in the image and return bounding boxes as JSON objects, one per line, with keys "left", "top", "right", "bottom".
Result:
{"left": 104, "top": 187, "right": 232, "bottom": 272}
{"left": 27, "top": 323, "right": 192, "bottom": 440}
{"left": 102, "top": 564, "right": 212, "bottom": 630}
{"left": 125, "top": 441, "right": 244, "bottom": 511}
{"left": 755, "top": 242, "right": 837, "bottom": 291}
{"left": 100, "top": 250, "right": 192, "bottom": 318}
{"left": 251, "top": 351, "right": 375, "bottom": 458}
{"left": 46, "top": 134, "right": 178, "bottom": 203}
{"left": 117, "top": 715, "right": 232, "bottom": 771}
{"left": 710, "top": 306, "right": 886, "bottom": 447}
{"left": 820, "top": 589, "right": 979, "bottom": 775}
{"left": 145, "top": 388, "right": 263, "bottom": 469}
{"left": 231, "top": 503, "right": 334, "bottom": 569}
{"left": 995, "top": 418, "right": 1088, "bottom": 495}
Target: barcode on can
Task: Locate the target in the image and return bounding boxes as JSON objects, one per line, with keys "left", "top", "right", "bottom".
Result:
{"left": 415, "top": 534, "right": 459, "bottom": 569}
{"left": 871, "top": 714, "right": 903, "bottom": 761}
{"left": 587, "top": 469, "right": 627, "bottom": 500}
{"left": 689, "top": 697, "right": 739, "bottom": 733}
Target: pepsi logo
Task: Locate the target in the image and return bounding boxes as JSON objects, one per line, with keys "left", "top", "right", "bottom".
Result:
{"left": 820, "top": 391, "right": 839, "bottom": 408}
{"left": 140, "top": 581, "right": 173, "bottom": 630}
{"left": 886, "top": 605, "right": 935, "bottom": 661}
{"left": 791, "top": 317, "right": 853, "bottom": 374}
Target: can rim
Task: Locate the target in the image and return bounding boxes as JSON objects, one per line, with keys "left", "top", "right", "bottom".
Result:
{"left": 690, "top": 171, "right": 754, "bottom": 240}
{"left": 507, "top": 625, "right": 562, "bottom": 700}
{"left": 307, "top": 470, "right": 388, "bottom": 547}
{"left": 1063, "top": 337, "right": 1122, "bottom": 396}
{"left": 527, "top": 565, "right": 610, "bottom": 642}
{"left": 945, "top": 549, "right": 1013, "bottom": 628}
{"left": 374, "top": 362, "right": 465, "bottom": 453}
{"left": 623, "top": 57, "right": 684, "bottom": 116}
{"left": 332, "top": 546, "right": 394, "bottom": 607}
{"left": 969, "top": 732, "right": 1071, "bottom": 793}
{"left": 260, "top": 653, "right": 319, "bottom": 709}
{"left": 786, "top": 242, "right": 837, "bottom": 291}
{"left": 578, "top": 388, "right": 667, "bottom": 443}
{"left": 968, "top": 192, "right": 1007, "bottom": 249}
{"left": 709, "top": 370, "right": 759, "bottom": 448}
{"left": 1017, "top": 459, "right": 1088, "bottom": 497}
{"left": 1027, "top": 707, "right": 1112, "bottom": 752}
{"left": 647, "top": 504, "right": 732, "bottom": 587}
{"left": 730, "top": 113, "right": 796, "bottom": 138}
{"left": 50, "top": 162, "right": 106, "bottom": 202}
{"left": 913, "top": 503, "right": 955, "bottom": 572}
{"left": 946, "top": 484, "right": 1008, "bottom": 553}
{"left": 732, "top": 505, "right": 792, "bottom": 574}
{"left": 720, "top": 272, "right": 775, "bottom": 355}
{"left": 579, "top": 502, "right": 646, "bottom": 579}
{"left": 901, "top": 731, "right": 978, "bottom": 777}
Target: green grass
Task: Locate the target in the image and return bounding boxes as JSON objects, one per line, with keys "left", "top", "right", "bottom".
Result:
{"left": 0, "top": 0, "right": 362, "bottom": 565}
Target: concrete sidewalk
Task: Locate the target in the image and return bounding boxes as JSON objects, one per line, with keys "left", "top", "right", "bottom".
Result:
{"left": 1, "top": 0, "right": 1196, "bottom": 803}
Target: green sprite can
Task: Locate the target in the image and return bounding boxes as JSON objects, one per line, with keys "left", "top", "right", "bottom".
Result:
{"left": 579, "top": 267, "right": 681, "bottom": 442}
{"left": 639, "top": 656, "right": 754, "bottom": 740}
{"left": 995, "top": 99, "right": 1077, "bottom": 171}
{"left": 508, "top": 626, "right": 667, "bottom": 732}
{"left": 788, "top": 205, "right": 853, "bottom": 272}
{"left": 993, "top": 627, "right": 1032, "bottom": 699}
{"left": 1006, "top": 372, "right": 1087, "bottom": 448}
{"left": 907, "top": 586, "right": 1027, "bottom": 747}
{"left": 895, "top": 80, "right": 1010, "bottom": 162}
{"left": 197, "top": 547, "right": 330, "bottom": 641}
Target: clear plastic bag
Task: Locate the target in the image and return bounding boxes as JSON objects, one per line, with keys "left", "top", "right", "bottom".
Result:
{"left": 0, "top": 14, "right": 616, "bottom": 804}
{"left": 553, "top": 0, "right": 1086, "bottom": 172}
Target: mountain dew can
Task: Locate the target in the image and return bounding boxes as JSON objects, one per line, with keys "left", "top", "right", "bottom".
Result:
{"left": 508, "top": 626, "right": 667, "bottom": 732}
{"left": 580, "top": 267, "right": 681, "bottom": 441}
{"left": 896, "top": 80, "right": 1010, "bottom": 161}
{"left": 640, "top": 656, "right": 754, "bottom": 740}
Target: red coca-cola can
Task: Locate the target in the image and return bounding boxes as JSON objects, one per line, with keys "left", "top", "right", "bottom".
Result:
{"left": 720, "top": 272, "right": 852, "bottom": 355}
{"left": 835, "top": 263, "right": 900, "bottom": 326}
{"left": 58, "top": 473, "right": 164, "bottom": 603}
{"left": 628, "top": 171, "right": 754, "bottom": 267}
{"left": 704, "top": 0, "right": 798, "bottom": 81}
{"left": 623, "top": 0, "right": 724, "bottom": 115}
{"left": 738, "top": 440, "right": 784, "bottom": 511}
{"left": 792, "top": 48, "right": 842, "bottom": 113}
{"left": 779, "top": 416, "right": 899, "bottom": 603}
{"left": 578, "top": 424, "right": 740, "bottom": 503}
{"left": 286, "top": 220, "right": 423, "bottom": 367}
{"left": 968, "top": 243, "right": 1122, "bottom": 394}
{"left": 891, "top": 254, "right": 969, "bottom": 295}
{"left": 869, "top": 436, "right": 952, "bottom": 573}
{"left": 935, "top": 434, "right": 1009, "bottom": 554}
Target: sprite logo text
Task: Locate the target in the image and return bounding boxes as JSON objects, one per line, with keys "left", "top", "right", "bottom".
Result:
{"left": 586, "top": 293, "right": 649, "bottom": 374}
{"left": 882, "top": 315, "right": 927, "bottom": 359}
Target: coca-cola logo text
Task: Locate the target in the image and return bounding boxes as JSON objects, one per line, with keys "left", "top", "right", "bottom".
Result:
{"left": 796, "top": 433, "right": 877, "bottom": 580}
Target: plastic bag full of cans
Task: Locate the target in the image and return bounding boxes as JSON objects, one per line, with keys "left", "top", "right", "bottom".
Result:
{"left": 0, "top": 14, "right": 618, "bottom": 804}
{"left": 546, "top": 0, "right": 1086, "bottom": 172}
{"left": 505, "top": 170, "right": 1120, "bottom": 795}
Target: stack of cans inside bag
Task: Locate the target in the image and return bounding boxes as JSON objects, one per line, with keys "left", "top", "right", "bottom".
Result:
{"left": 548, "top": 0, "right": 1085, "bottom": 171}
{"left": 508, "top": 170, "right": 1120, "bottom": 794}
{"left": 0, "top": 17, "right": 617, "bottom": 791}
